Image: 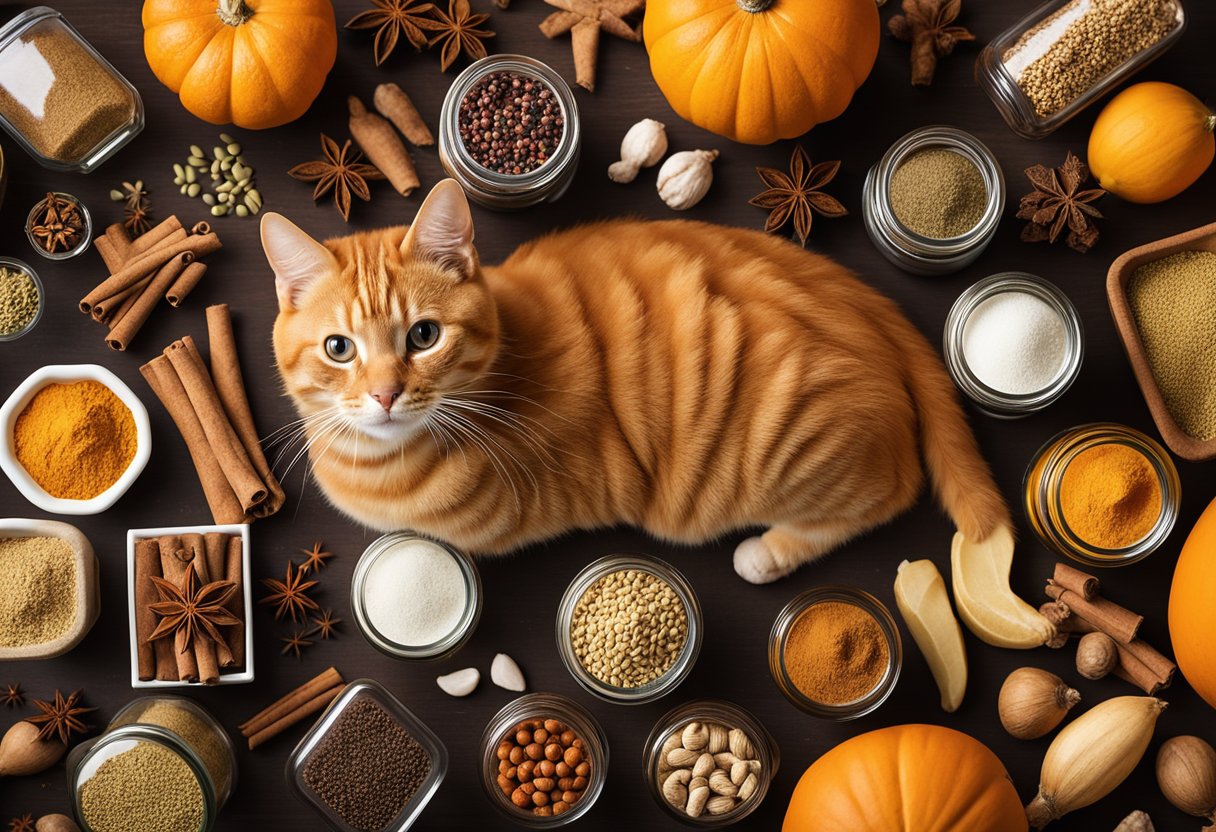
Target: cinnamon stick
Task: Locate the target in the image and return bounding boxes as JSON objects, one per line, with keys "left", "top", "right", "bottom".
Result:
{"left": 1113, "top": 648, "right": 1168, "bottom": 695}
{"left": 1045, "top": 582, "right": 1142, "bottom": 643}
{"left": 1053, "top": 563, "right": 1099, "bottom": 601}
{"left": 373, "top": 83, "right": 434, "bottom": 147}
{"left": 104, "top": 223, "right": 132, "bottom": 257}
{"left": 134, "top": 539, "right": 162, "bottom": 681}
{"left": 247, "top": 686, "right": 343, "bottom": 751}
{"left": 222, "top": 534, "right": 245, "bottom": 667}
{"left": 157, "top": 535, "right": 200, "bottom": 682}
{"left": 95, "top": 272, "right": 152, "bottom": 323}
{"left": 166, "top": 261, "right": 208, "bottom": 307}
{"left": 572, "top": 19, "right": 601, "bottom": 92}
{"left": 181, "top": 533, "right": 222, "bottom": 684}
{"left": 105, "top": 253, "right": 193, "bottom": 351}
{"left": 240, "top": 667, "right": 344, "bottom": 737}
{"left": 350, "top": 95, "right": 420, "bottom": 197}
{"left": 79, "top": 231, "right": 221, "bottom": 314}
{"left": 1122, "top": 638, "right": 1176, "bottom": 686}
{"left": 201, "top": 532, "right": 234, "bottom": 668}
{"left": 129, "top": 216, "right": 184, "bottom": 257}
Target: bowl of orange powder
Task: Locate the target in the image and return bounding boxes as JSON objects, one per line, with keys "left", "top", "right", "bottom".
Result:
{"left": 0, "top": 364, "right": 150, "bottom": 514}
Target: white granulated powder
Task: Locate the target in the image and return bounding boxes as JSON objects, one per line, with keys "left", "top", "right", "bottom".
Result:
{"left": 1001, "top": 0, "right": 1089, "bottom": 78}
{"left": 364, "top": 539, "right": 466, "bottom": 646}
{"left": 962, "top": 291, "right": 1068, "bottom": 395}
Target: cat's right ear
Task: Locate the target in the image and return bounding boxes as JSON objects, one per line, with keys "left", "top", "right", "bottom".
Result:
{"left": 260, "top": 213, "right": 340, "bottom": 312}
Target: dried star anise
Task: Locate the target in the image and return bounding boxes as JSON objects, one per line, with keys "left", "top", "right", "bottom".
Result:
{"left": 260, "top": 560, "right": 320, "bottom": 623}
{"left": 749, "top": 145, "right": 847, "bottom": 247}
{"left": 346, "top": 0, "right": 437, "bottom": 65}
{"left": 309, "top": 608, "right": 342, "bottom": 640}
{"left": 112, "top": 180, "right": 154, "bottom": 235}
{"left": 288, "top": 134, "right": 386, "bottom": 222}
{"left": 8, "top": 814, "right": 34, "bottom": 832}
{"left": 1017, "top": 151, "right": 1105, "bottom": 253}
{"left": 281, "top": 629, "right": 314, "bottom": 659}
{"left": 889, "top": 0, "right": 975, "bottom": 86}
{"left": 28, "top": 192, "right": 84, "bottom": 254}
{"left": 424, "top": 0, "right": 494, "bottom": 72}
{"left": 2, "top": 682, "right": 22, "bottom": 708}
{"left": 26, "top": 689, "right": 95, "bottom": 745}
{"left": 148, "top": 564, "right": 240, "bottom": 663}
{"left": 299, "top": 541, "right": 334, "bottom": 575}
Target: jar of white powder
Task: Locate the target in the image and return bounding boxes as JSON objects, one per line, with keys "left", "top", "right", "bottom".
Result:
{"left": 351, "top": 533, "right": 482, "bottom": 660}
{"left": 943, "top": 273, "right": 1084, "bottom": 418}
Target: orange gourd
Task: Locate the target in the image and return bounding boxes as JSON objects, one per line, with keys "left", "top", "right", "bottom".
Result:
{"left": 783, "top": 724, "right": 1027, "bottom": 832}
{"left": 1169, "top": 495, "right": 1216, "bottom": 710}
{"left": 643, "top": 0, "right": 879, "bottom": 145}
{"left": 1088, "top": 82, "right": 1215, "bottom": 204}
{"left": 142, "top": 0, "right": 337, "bottom": 130}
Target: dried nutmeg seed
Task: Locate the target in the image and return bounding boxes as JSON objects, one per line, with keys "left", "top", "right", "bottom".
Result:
{"left": 1076, "top": 632, "right": 1118, "bottom": 680}
{"left": 1156, "top": 735, "right": 1216, "bottom": 824}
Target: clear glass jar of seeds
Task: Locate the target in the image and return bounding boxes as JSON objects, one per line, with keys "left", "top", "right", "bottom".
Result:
{"left": 25, "top": 191, "right": 91, "bottom": 260}
{"left": 862, "top": 126, "right": 1005, "bottom": 275}
{"left": 977, "top": 0, "right": 1186, "bottom": 139}
{"left": 66, "top": 696, "right": 236, "bottom": 832}
{"left": 0, "top": 257, "right": 43, "bottom": 342}
{"left": 555, "top": 553, "right": 703, "bottom": 704}
{"left": 439, "top": 54, "right": 581, "bottom": 211}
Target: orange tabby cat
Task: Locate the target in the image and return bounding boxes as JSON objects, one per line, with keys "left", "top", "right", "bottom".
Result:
{"left": 263, "top": 180, "right": 1008, "bottom": 583}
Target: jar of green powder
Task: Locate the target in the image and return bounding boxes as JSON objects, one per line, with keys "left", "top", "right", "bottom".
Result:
{"left": 66, "top": 696, "right": 236, "bottom": 832}
{"left": 862, "top": 126, "right": 1005, "bottom": 275}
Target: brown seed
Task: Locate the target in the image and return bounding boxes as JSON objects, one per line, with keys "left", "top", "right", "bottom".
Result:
{"left": 545, "top": 743, "right": 563, "bottom": 762}
{"left": 575, "top": 761, "right": 590, "bottom": 777}
{"left": 560, "top": 730, "right": 576, "bottom": 747}
{"left": 572, "top": 776, "right": 587, "bottom": 790}
{"left": 533, "top": 790, "right": 549, "bottom": 807}
{"left": 498, "top": 759, "right": 511, "bottom": 775}
{"left": 533, "top": 728, "right": 549, "bottom": 743}
{"left": 511, "top": 788, "right": 530, "bottom": 808}
{"left": 563, "top": 790, "right": 578, "bottom": 804}
{"left": 553, "top": 801, "right": 571, "bottom": 815}
{"left": 497, "top": 740, "right": 512, "bottom": 760}
{"left": 556, "top": 762, "right": 571, "bottom": 777}
{"left": 564, "top": 747, "right": 582, "bottom": 767}
{"left": 509, "top": 746, "right": 525, "bottom": 765}
{"left": 497, "top": 775, "right": 514, "bottom": 796}
{"left": 533, "top": 806, "right": 553, "bottom": 817}
{"left": 544, "top": 719, "right": 561, "bottom": 734}
{"left": 533, "top": 777, "right": 555, "bottom": 792}
{"left": 538, "top": 760, "right": 555, "bottom": 777}
{"left": 516, "top": 729, "right": 531, "bottom": 745}
{"left": 520, "top": 782, "right": 536, "bottom": 795}
{"left": 526, "top": 742, "right": 544, "bottom": 761}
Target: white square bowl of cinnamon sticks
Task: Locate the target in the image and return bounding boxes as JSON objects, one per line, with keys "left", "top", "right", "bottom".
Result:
{"left": 126, "top": 523, "right": 253, "bottom": 688}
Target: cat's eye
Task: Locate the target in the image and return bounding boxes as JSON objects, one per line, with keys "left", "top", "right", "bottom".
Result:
{"left": 324, "top": 335, "right": 356, "bottom": 363}
{"left": 408, "top": 320, "right": 441, "bottom": 351}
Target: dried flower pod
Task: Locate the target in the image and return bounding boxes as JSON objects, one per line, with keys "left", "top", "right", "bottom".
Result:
{"left": 1156, "top": 735, "right": 1216, "bottom": 824}
{"left": 657, "top": 150, "right": 718, "bottom": 211}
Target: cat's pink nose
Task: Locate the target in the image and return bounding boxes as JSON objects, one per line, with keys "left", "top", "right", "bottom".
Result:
{"left": 370, "top": 386, "right": 402, "bottom": 413}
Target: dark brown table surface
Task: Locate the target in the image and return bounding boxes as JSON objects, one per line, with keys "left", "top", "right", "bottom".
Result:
{"left": 3, "top": 1, "right": 1215, "bottom": 829}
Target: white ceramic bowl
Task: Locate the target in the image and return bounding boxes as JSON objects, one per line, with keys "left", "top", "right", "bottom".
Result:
{"left": 0, "top": 518, "right": 99, "bottom": 660}
{"left": 127, "top": 523, "right": 254, "bottom": 688}
{"left": 0, "top": 364, "right": 151, "bottom": 514}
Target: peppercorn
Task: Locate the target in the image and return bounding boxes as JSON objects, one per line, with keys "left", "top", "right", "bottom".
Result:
{"left": 457, "top": 71, "right": 564, "bottom": 175}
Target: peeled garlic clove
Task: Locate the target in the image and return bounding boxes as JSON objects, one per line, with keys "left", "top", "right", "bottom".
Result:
{"left": 608, "top": 118, "right": 668, "bottom": 184}
{"left": 0, "top": 720, "right": 66, "bottom": 777}
{"left": 657, "top": 149, "right": 718, "bottom": 211}
{"left": 491, "top": 653, "right": 526, "bottom": 691}
{"left": 998, "top": 667, "right": 1080, "bottom": 740}
{"left": 436, "top": 667, "right": 480, "bottom": 697}
{"left": 1156, "top": 735, "right": 1216, "bottom": 822}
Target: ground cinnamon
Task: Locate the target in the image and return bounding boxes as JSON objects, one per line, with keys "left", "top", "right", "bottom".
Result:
{"left": 784, "top": 600, "right": 889, "bottom": 705}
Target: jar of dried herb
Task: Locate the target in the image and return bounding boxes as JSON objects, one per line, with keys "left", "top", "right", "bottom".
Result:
{"left": 0, "top": 7, "right": 143, "bottom": 172}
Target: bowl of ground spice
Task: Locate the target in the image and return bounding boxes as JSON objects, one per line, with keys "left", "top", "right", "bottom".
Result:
{"left": 1108, "top": 222, "right": 1216, "bottom": 461}
{"left": 768, "top": 585, "right": 902, "bottom": 719}
{"left": 0, "top": 257, "right": 43, "bottom": 341}
{"left": 0, "top": 364, "right": 151, "bottom": 514}
{"left": 0, "top": 517, "right": 98, "bottom": 660}
{"left": 1025, "top": 423, "right": 1180, "bottom": 567}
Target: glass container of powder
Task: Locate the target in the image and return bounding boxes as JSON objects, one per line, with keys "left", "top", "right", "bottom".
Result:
{"left": 0, "top": 257, "right": 43, "bottom": 342}
{"left": 0, "top": 7, "right": 144, "bottom": 172}
{"left": 351, "top": 532, "right": 481, "bottom": 660}
{"left": 943, "top": 273, "right": 1084, "bottom": 418}
{"left": 862, "top": 126, "right": 1004, "bottom": 275}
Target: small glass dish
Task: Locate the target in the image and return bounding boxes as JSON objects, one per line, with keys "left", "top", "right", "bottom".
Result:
{"left": 1024, "top": 423, "right": 1181, "bottom": 567}
{"left": 480, "top": 692, "right": 608, "bottom": 827}
{"left": 25, "top": 192, "right": 91, "bottom": 260}
{"left": 350, "top": 532, "right": 482, "bottom": 660}
{"left": 642, "top": 699, "right": 779, "bottom": 827}
{"left": 768, "top": 585, "right": 902, "bottom": 720}
{"left": 862, "top": 126, "right": 1005, "bottom": 275}
{"left": 287, "top": 679, "right": 447, "bottom": 832}
{"left": 943, "top": 272, "right": 1084, "bottom": 418}
{"left": 439, "top": 54, "right": 581, "bottom": 210}
{"left": 0, "top": 256, "right": 43, "bottom": 341}
{"left": 555, "top": 554, "right": 703, "bottom": 704}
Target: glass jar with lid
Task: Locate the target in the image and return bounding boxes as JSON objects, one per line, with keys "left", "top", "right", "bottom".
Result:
{"left": 66, "top": 696, "right": 236, "bottom": 832}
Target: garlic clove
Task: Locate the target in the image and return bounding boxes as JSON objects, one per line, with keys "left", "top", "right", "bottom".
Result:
{"left": 609, "top": 118, "right": 668, "bottom": 184}
{"left": 1156, "top": 735, "right": 1216, "bottom": 822}
{"left": 491, "top": 653, "right": 527, "bottom": 691}
{"left": 436, "top": 667, "right": 480, "bottom": 697}
{"left": 998, "top": 666, "right": 1080, "bottom": 740}
{"left": 657, "top": 149, "right": 719, "bottom": 211}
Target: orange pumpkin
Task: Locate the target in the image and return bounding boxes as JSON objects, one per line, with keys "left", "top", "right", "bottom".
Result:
{"left": 142, "top": 0, "right": 337, "bottom": 130}
{"left": 643, "top": 0, "right": 879, "bottom": 145}
{"left": 1169, "top": 495, "right": 1216, "bottom": 710}
{"left": 783, "top": 724, "right": 1027, "bottom": 832}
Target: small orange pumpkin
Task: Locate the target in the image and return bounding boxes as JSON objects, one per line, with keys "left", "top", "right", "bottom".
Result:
{"left": 1169, "top": 495, "right": 1216, "bottom": 710}
{"left": 643, "top": 0, "right": 879, "bottom": 145}
{"left": 142, "top": 0, "right": 337, "bottom": 130}
{"left": 783, "top": 724, "right": 1027, "bottom": 832}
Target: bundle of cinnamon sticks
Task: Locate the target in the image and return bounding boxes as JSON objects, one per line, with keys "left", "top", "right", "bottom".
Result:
{"left": 240, "top": 667, "right": 346, "bottom": 750}
{"left": 83, "top": 217, "right": 221, "bottom": 351}
{"left": 141, "top": 305, "right": 285, "bottom": 525}
{"left": 1043, "top": 562, "right": 1177, "bottom": 694}
{"left": 135, "top": 531, "right": 244, "bottom": 684}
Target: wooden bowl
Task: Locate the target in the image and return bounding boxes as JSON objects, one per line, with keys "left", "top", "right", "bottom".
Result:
{"left": 1107, "top": 222, "right": 1216, "bottom": 462}
{"left": 0, "top": 518, "right": 100, "bottom": 660}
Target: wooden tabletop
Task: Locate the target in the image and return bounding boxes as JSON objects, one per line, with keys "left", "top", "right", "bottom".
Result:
{"left": 3, "top": 1, "right": 1215, "bottom": 829}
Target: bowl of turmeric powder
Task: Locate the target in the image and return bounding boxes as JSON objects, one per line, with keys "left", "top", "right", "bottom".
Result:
{"left": 0, "top": 364, "right": 151, "bottom": 515}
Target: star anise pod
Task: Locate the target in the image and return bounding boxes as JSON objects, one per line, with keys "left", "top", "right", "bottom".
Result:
{"left": 8, "top": 815, "right": 34, "bottom": 832}
{"left": 2, "top": 682, "right": 23, "bottom": 708}
{"left": 261, "top": 560, "right": 320, "bottom": 623}
{"left": 29, "top": 192, "right": 84, "bottom": 254}
{"left": 889, "top": 0, "right": 975, "bottom": 86}
{"left": 300, "top": 541, "right": 334, "bottom": 575}
{"left": 1017, "top": 151, "right": 1105, "bottom": 254}
{"left": 281, "top": 629, "right": 314, "bottom": 659}
{"left": 346, "top": 0, "right": 437, "bottom": 65}
{"left": 423, "top": 0, "right": 494, "bottom": 72}
{"left": 26, "top": 689, "right": 95, "bottom": 745}
{"left": 749, "top": 145, "right": 847, "bottom": 247}
{"left": 124, "top": 204, "right": 153, "bottom": 236}
{"left": 309, "top": 608, "right": 342, "bottom": 640}
{"left": 288, "top": 134, "right": 386, "bottom": 222}
{"left": 148, "top": 564, "right": 240, "bottom": 664}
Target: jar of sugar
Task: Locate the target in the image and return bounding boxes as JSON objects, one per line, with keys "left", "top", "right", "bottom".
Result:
{"left": 351, "top": 533, "right": 482, "bottom": 660}
{"left": 942, "top": 273, "right": 1084, "bottom": 418}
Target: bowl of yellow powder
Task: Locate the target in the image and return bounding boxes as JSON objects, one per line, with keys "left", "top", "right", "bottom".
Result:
{"left": 0, "top": 364, "right": 151, "bottom": 514}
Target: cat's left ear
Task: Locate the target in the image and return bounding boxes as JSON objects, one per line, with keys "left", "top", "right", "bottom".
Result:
{"left": 402, "top": 179, "right": 477, "bottom": 279}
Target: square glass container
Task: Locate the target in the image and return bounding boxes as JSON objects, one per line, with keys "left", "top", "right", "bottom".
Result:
{"left": 287, "top": 679, "right": 448, "bottom": 832}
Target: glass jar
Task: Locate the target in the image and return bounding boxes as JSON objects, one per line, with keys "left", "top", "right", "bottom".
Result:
{"left": 67, "top": 696, "right": 236, "bottom": 832}
{"left": 977, "top": 0, "right": 1186, "bottom": 139}
{"left": 642, "top": 699, "right": 779, "bottom": 827}
{"left": 439, "top": 54, "right": 581, "bottom": 210}
{"left": 1024, "top": 423, "right": 1181, "bottom": 567}
{"left": 0, "top": 7, "right": 143, "bottom": 172}
{"left": 943, "top": 273, "right": 1084, "bottom": 418}
{"left": 0, "top": 257, "right": 43, "bottom": 342}
{"left": 862, "top": 126, "right": 1005, "bottom": 275}
{"left": 350, "top": 532, "right": 482, "bottom": 660}
{"left": 480, "top": 692, "right": 608, "bottom": 827}
{"left": 768, "top": 586, "right": 902, "bottom": 720}
{"left": 555, "top": 554, "right": 703, "bottom": 704}
{"left": 26, "top": 191, "right": 92, "bottom": 260}
{"left": 287, "top": 679, "right": 448, "bottom": 832}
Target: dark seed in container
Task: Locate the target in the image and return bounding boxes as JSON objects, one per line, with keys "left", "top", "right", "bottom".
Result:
{"left": 458, "top": 71, "right": 564, "bottom": 176}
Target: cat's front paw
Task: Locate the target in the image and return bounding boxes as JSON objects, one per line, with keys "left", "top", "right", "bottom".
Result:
{"left": 733, "top": 537, "right": 791, "bottom": 585}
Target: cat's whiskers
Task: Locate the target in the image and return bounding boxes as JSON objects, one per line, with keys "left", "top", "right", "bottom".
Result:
{"left": 429, "top": 407, "right": 525, "bottom": 511}
{"left": 277, "top": 412, "right": 347, "bottom": 480}
{"left": 261, "top": 406, "right": 342, "bottom": 447}
{"left": 438, "top": 397, "right": 561, "bottom": 473}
